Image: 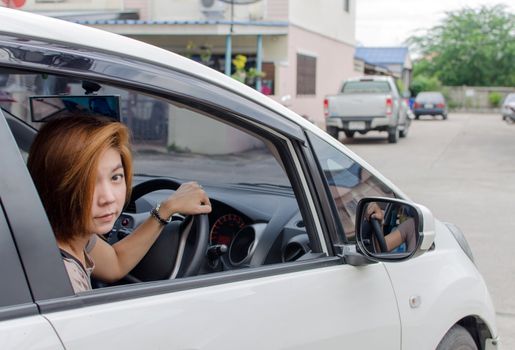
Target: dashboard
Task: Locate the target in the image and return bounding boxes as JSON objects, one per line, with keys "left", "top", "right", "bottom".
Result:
{"left": 109, "top": 178, "right": 312, "bottom": 281}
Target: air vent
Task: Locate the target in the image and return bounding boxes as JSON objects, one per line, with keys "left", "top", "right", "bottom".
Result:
{"left": 283, "top": 242, "right": 306, "bottom": 262}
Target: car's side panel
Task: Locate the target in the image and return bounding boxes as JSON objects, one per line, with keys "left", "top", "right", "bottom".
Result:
{"left": 45, "top": 263, "right": 401, "bottom": 350}
{"left": 384, "top": 220, "right": 497, "bottom": 349}
{"left": 0, "top": 316, "right": 64, "bottom": 350}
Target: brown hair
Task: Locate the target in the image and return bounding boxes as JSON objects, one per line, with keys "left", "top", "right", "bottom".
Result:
{"left": 27, "top": 114, "right": 133, "bottom": 242}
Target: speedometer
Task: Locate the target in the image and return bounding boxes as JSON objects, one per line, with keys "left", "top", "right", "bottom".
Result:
{"left": 210, "top": 213, "right": 246, "bottom": 246}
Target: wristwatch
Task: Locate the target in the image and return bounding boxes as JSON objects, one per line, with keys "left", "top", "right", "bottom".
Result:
{"left": 150, "top": 203, "right": 172, "bottom": 225}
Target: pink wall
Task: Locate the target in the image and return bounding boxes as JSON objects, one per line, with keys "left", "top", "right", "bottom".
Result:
{"left": 266, "top": 0, "right": 289, "bottom": 20}
{"left": 282, "top": 25, "right": 357, "bottom": 129}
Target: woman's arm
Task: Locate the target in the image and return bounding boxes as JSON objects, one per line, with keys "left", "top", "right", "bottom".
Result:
{"left": 385, "top": 217, "right": 416, "bottom": 252}
{"left": 90, "top": 182, "right": 211, "bottom": 282}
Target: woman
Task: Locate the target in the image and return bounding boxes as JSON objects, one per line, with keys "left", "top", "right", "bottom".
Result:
{"left": 28, "top": 114, "right": 211, "bottom": 293}
{"left": 366, "top": 202, "right": 416, "bottom": 252}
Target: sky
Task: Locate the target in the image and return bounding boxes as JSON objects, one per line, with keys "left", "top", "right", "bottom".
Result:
{"left": 355, "top": 0, "right": 515, "bottom": 47}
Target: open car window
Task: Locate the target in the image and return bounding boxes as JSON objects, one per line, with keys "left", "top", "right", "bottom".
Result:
{"left": 1, "top": 69, "right": 322, "bottom": 293}
{"left": 1, "top": 72, "right": 289, "bottom": 187}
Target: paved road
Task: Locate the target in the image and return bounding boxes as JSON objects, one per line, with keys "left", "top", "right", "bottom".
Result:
{"left": 343, "top": 113, "right": 515, "bottom": 348}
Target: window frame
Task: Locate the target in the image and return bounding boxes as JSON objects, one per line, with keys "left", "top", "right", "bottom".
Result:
{"left": 304, "top": 130, "right": 397, "bottom": 245}
{"left": 0, "top": 35, "right": 340, "bottom": 312}
{"left": 0, "top": 198, "right": 38, "bottom": 321}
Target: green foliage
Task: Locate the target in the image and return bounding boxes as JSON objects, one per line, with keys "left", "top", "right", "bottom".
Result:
{"left": 410, "top": 75, "right": 443, "bottom": 97}
{"left": 230, "top": 54, "right": 265, "bottom": 86}
{"left": 488, "top": 92, "right": 503, "bottom": 107}
{"left": 184, "top": 42, "right": 212, "bottom": 65}
{"left": 407, "top": 4, "right": 515, "bottom": 87}
{"left": 412, "top": 58, "right": 433, "bottom": 77}
{"left": 447, "top": 99, "right": 462, "bottom": 109}
{"left": 167, "top": 143, "right": 189, "bottom": 153}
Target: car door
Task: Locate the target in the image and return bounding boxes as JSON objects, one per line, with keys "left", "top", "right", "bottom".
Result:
{"left": 0, "top": 111, "right": 64, "bottom": 350}
{"left": 33, "top": 89, "right": 398, "bottom": 349}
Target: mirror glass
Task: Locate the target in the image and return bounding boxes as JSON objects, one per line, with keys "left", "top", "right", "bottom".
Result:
{"left": 359, "top": 200, "right": 420, "bottom": 256}
{"left": 29, "top": 95, "right": 121, "bottom": 122}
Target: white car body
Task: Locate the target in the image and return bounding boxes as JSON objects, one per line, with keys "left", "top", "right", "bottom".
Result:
{"left": 0, "top": 7, "right": 499, "bottom": 350}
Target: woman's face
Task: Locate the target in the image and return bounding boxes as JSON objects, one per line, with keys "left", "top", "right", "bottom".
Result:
{"left": 89, "top": 147, "right": 127, "bottom": 235}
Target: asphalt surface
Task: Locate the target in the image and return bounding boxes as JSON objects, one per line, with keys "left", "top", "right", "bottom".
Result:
{"left": 342, "top": 113, "right": 515, "bottom": 348}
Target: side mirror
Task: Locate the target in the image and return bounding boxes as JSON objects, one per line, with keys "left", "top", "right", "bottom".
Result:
{"left": 355, "top": 197, "right": 435, "bottom": 262}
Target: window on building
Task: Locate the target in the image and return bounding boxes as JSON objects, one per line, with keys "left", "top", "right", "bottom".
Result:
{"left": 296, "top": 54, "right": 316, "bottom": 96}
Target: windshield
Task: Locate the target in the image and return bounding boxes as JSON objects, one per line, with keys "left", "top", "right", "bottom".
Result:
{"left": 416, "top": 92, "right": 445, "bottom": 102}
{"left": 341, "top": 81, "right": 391, "bottom": 94}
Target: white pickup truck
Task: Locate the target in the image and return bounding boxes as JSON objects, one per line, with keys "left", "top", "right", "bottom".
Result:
{"left": 324, "top": 76, "right": 411, "bottom": 143}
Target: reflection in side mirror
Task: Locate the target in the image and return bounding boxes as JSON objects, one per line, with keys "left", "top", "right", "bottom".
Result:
{"left": 356, "top": 197, "right": 435, "bottom": 262}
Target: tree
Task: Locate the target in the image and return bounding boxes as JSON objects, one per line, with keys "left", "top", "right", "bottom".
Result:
{"left": 407, "top": 4, "right": 515, "bottom": 87}
{"left": 410, "top": 75, "right": 442, "bottom": 97}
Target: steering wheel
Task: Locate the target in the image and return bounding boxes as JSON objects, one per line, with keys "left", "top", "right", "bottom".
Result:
{"left": 370, "top": 218, "right": 388, "bottom": 253}
{"left": 119, "top": 178, "right": 209, "bottom": 281}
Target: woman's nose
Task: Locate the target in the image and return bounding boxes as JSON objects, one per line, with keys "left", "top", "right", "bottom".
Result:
{"left": 97, "top": 183, "right": 116, "bottom": 205}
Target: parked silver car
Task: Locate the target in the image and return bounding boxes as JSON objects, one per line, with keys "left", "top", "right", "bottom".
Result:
{"left": 501, "top": 92, "right": 515, "bottom": 123}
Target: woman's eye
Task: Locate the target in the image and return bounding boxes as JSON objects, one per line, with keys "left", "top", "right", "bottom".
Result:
{"left": 112, "top": 174, "right": 124, "bottom": 182}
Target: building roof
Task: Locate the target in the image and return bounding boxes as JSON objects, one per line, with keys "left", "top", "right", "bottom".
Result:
{"left": 355, "top": 47, "right": 409, "bottom": 65}
{"left": 30, "top": 11, "right": 289, "bottom": 28}
{"left": 71, "top": 18, "right": 288, "bottom": 27}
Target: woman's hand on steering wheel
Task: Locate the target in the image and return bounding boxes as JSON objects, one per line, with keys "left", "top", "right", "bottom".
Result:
{"left": 366, "top": 202, "right": 384, "bottom": 223}
{"left": 160, "top": 181, "right": 212, "bottom": 218}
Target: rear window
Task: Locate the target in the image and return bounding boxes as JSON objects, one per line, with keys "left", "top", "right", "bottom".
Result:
{"left": 341, "top": 81, "right": 391, "bottom": 94}
{"left": 416, "top": 92, "right": 444, "bottom": 103}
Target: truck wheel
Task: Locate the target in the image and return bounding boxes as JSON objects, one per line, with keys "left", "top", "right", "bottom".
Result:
{"left": 344, "top": 131, "right": 355, "bottom": 138}
{"left": 436, "top": 324, "right": 477, "bottom": 350}
{"left": 387, "top": 126, "right": 399, "bottom": 143}
{"left": 326, "top": 126, "right": 339, "bottom": 140}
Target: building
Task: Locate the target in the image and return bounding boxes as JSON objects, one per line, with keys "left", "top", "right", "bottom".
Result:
{"left": 354, "top": 47, "right": 412, "bottom": 92}
{"left": 8, "top": 0, "right": 358, "bottom": 129}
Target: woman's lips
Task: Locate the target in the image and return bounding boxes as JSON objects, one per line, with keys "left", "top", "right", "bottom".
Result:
{"left": 95, "top": 213, "right": 115, "bottom": 222}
